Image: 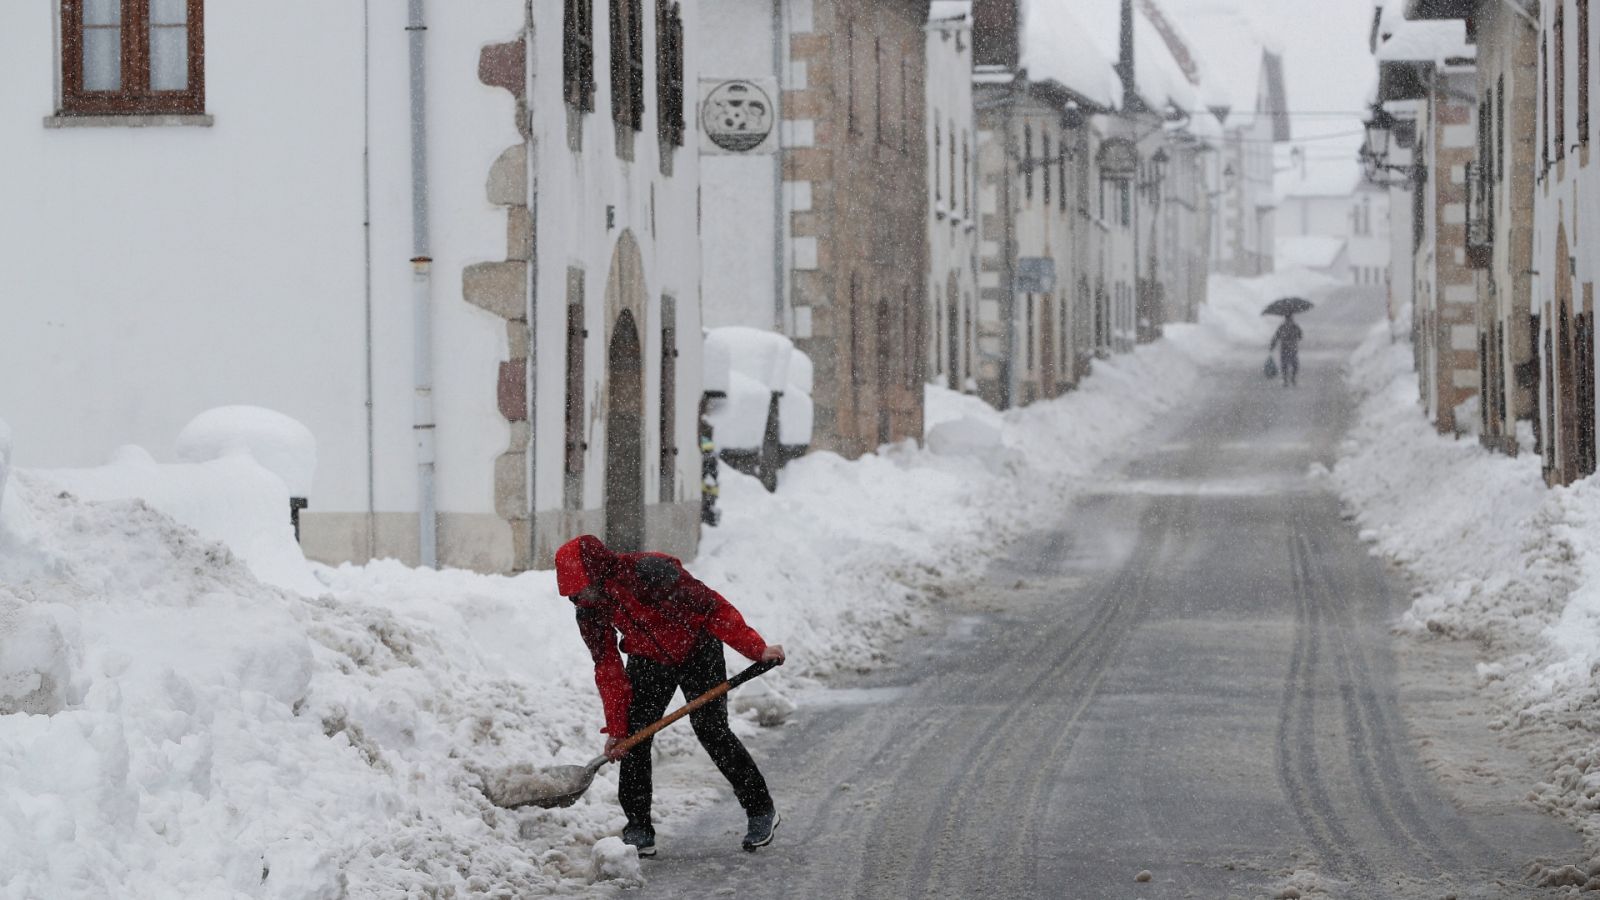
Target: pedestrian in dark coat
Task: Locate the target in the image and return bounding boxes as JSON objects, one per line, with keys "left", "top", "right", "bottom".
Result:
{"left": 555, "top": 534, "right": 785, "bottom": 856}
{"left": 1270, "top": 313, "right": 1304, "bottom": 386}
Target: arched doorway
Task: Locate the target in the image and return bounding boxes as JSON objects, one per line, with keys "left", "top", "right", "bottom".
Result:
{"left": 606, "top": 309, "right": 644, "bottom": 551}
{"left": 603, "top": 230, "right": 648, "bottom": 551}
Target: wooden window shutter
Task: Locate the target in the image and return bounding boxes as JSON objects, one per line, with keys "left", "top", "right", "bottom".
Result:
{"left": 565, "top": 297, "right": 588, "bottom": 476}
{"left": 659, "top": 298, "right": 678, "bottom": 502}
{"left": 565, "top": 0, "right": 596, "bottom": 111}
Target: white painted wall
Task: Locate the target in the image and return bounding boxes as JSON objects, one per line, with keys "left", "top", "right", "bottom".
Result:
{"left": 528, "top": 0, "right": 706, "bottom": 524}
{"left": 1, "top": 2, "right": 517, "bottom": 525}
{"left": 926, "top": 9, "right": 978, "bottom": 389}
{"left": 696, "top": 0, "right": 781, "bottom": 332}
{"left": 2, "top": 2, "right": 704, "bottom": 569}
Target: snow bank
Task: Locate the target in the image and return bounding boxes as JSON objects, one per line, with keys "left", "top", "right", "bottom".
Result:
{"left": 29, "top": 448, "right": 319, "bottom": 596}
{"left": 175, "top": 406, "right": 318, "bottom": 497}
{"left": 1330, "top": 311, "right": 1600, "bottom": 842}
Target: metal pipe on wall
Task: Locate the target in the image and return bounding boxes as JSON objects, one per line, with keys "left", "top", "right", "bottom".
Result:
{"left": 408, "top": 0, "right": 438, "bottom": 568}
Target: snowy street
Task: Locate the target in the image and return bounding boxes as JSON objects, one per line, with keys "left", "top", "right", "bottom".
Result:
{"left": 639, "top": 289, "right": 1581, "bottom": 899}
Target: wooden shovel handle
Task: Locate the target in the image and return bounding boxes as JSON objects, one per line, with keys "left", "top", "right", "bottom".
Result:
{"left": 613, "top": 659, "right": 781, "bottom": 757}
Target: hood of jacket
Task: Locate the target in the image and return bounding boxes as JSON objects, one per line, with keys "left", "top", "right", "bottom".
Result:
{"left": 555, "top": 534, "right": 619, "bottom": 597}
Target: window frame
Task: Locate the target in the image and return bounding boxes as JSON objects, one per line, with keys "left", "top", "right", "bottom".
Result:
{"left": 60, "top": 0, "right": 206, "bottom": 116}
{"left": 565, "top": 0, "right": 596, "bottom": 113}
{"left": 1557, "top": 1, "right": 1567, "bottom": 161}
{"left": 1581, "top": 0, "right": 1591, "bottom": 146}
{"left": 610, "top": 0, "right": 645, "bottom": 131}
{"left": 656, "top": 0, "right": 684, "bottom": 147}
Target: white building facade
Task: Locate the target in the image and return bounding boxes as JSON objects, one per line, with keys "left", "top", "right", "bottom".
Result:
{"left": 1, "top": 1, "right": 706, "bottom": 572}
{"left": 926, "top": 1, "right": 980, "bottom": 393}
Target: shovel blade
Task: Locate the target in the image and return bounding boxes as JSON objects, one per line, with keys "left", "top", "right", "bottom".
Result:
{"left": 482, "top": 761, "right": 600, "bottom": 810}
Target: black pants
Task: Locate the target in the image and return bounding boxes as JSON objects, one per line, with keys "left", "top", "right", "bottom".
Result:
{"left": 619, "top": 640, "right": 774, "bottom": 827}
{"left": 1280, "top": 348, "right": 1299, "bottom": 385}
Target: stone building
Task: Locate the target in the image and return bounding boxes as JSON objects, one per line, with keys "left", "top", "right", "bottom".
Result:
{"left": 698, "top": 0, "right": 930, "bottom": 457}
{"left": 1372, "top": 8, "right": 1480, "bottom": 434}
{"left": 970, "top": 0, "right": 1118, "bottom": 407}
{"left": 1403, "top": 0, "right": 1539, "bottom": 455}
{"left": 3, "top": 1, "right": 707, "bottom": 571}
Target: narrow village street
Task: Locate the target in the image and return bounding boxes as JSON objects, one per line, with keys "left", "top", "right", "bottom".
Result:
{"left": 639, "top": 287, "right": 1582, "bottom": 899}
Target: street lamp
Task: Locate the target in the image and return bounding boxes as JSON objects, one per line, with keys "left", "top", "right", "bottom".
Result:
{"left": 1360, "top": 105, "right": 1420, "bottom": 186}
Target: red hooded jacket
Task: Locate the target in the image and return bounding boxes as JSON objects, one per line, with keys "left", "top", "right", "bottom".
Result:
{"left": 555, "top": 535, "right": 768, "bottom": 737}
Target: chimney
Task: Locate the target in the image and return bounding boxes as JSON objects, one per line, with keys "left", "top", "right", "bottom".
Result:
{"left": 1116, "top": 0, "right": 1143, "bottom": 112}
{"left": 972, "top": 0, "right": 1021, "bottom": 69}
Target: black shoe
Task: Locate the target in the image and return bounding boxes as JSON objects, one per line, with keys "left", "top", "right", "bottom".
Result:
{"left": 622, "top": 822, "right": 657, "bottom": 858}
{"left": 742, "top": 810, "right": 780, "bottom": 852}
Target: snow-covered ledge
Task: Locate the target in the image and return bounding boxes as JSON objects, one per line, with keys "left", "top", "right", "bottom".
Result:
{"left": 43, "top": 114, "right": 215, "bottom": 129}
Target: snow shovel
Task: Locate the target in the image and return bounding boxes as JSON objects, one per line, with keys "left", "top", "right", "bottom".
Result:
{"left": 483, "top": 658, "right": 782, "bottom": 810}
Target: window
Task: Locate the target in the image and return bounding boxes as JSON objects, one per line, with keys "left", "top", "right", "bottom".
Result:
{"left": 962, "top": 133, "right": 971, "bottom": 216}
{"left": 874, "top": 38, "right": 885, "bottom": 146}
{"left": 949, "top": 119, "right": 958, "bottom": 213}
{"left": 1498, "top": 74, "right": 1507, "bottom": 180}
{"left": 1042, "top": 133, "right": 1052, "bottom": 207}
{"left": 1058, "top": 144, "right": 1068, "bottom": 213}
{"left": 1119, "top": 180, "right": 1131, "bottom": 226}
{"left": 659, "top": 298, "right": 677, "bottom": 502}
{"left": 847, "top": 24, "right": 858, "bottom": 137}
{"left": 849, "top": 274, "right": 863, "bottom": 411}
{"left": 934, "top": 117, "right": 943, "bottom": 204}
{"left": 60, "top": 0, "right": 205, "bottom": 115}
{"left": 1582, "top": 0, "right": 1592, "bottom": 146}
{"left": 900, "top": 58, "right": 911, "bottom": 153}
{"left": 564, "top": 0, "right": 596, "bottom": 112}
{"left": 1026, "top": 294, "right": 1035, "bottom": 371}
{"left": 610, "top": 0, "right": 645, "bottom": 131}
{"left": 564, "top": 274, "right": 588, "bottom": 510}
{"left": 1543, "top": 35, "right": 1551, "bottom": 168}
{"left": 657, "top": 2, "right": 685, "bottom": 146}
{"left": 1024, "top": 124, "right": 1034, "bottom": 201}
{"left": 1557, "top": 1, "right": 1567, "bottom": 160}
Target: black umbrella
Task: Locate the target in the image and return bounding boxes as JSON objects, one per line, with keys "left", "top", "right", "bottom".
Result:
{"left": 1262, "top": 296, "right": 1314, "bottom": 317}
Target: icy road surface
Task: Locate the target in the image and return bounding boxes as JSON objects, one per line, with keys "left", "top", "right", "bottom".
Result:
{"left": 640, "top": 289, "right": 1581, "bottom": 899}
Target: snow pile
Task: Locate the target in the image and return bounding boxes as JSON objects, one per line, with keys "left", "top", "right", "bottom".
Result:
{"left": 704, "top": 327, "right": 814, "bottom": 451}
{"left": 28, "top": 446, "right": 320, "bottom": 596}
{"left": 0, "top": 271, "right": 1287, "bottom": 897}
{"left": 1330, "top": 311, "right": 1600, "bottom": 841}
{"left": 175, "top": 406, "right": 317, "bottom": 497}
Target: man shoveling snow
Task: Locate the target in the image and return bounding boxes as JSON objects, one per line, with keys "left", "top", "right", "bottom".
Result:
{"left": 556, "top": 535, "right": 787, "bottom": 857}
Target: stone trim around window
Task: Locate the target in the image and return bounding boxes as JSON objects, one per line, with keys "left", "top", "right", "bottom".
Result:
{"left": 44, "top": 114, "right": 214, "bottom": 128}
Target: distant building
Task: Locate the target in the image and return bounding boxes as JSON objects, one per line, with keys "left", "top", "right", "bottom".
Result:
{"left": 1371, "top": 4, "right": 1480, "bottom": 435}
{"left": 926, "top": 2, "right": 981, "bottom": 396}
{"left": 1275, "top": 164, "right": 1392, "bottom": 286}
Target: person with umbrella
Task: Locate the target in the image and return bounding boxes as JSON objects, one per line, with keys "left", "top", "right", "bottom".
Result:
{"left": 1264, "top": 297, "right": 1312, "bottom": 387}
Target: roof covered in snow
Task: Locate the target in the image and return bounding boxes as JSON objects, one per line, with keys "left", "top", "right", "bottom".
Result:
{"left": 1019, "top": 0, "right": 1123, "bottom": 109}
{"left": 929, "top": 0, "right": 971, "bottom": 24}
{"left": 1373, "top": 0, "right": 1474, "bottom": 65}
{"left": 1277, "top": 235, "right": 1348, "bottom": 269}
{"left": 1277, "top": 162, "right": 1363, "bottom": 202}
{"left": 1119, "top": 0, "right": 1290, "bottom": 140}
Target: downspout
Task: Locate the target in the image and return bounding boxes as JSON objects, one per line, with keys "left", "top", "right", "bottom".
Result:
{"left": 524, "top": 0, "right": 538, "bottom": 565}
{"left": 363, "top": 0, "right": 376, "bottom": 559}
{"left": 774, "top": 0, "right": 787, "bottom": 331}
{"left": 1000, "top": 72, "right": 1019, "bottom": 409}
{"left": 408, "top": 0, "right": 438, "bottom": 568}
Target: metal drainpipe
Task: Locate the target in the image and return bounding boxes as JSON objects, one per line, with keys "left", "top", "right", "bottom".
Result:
{"left": 362, "top": 0, "right": 376, "bottom": 560}
{"left": 773, "top": 0, "right": 787, "bottom": 332}
{"left": 408, "top": 0, "right": 438, "bottom": 569}
{"left": 1000, "top": 73, "right": 1019, "bottom": 410}
{"left": 523, "top": 0, "right": 538, "bottom": 566}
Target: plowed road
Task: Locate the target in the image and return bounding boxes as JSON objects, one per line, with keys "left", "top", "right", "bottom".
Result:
{"left": 639, "top": 288, "right": 1580, "bottom": 899}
